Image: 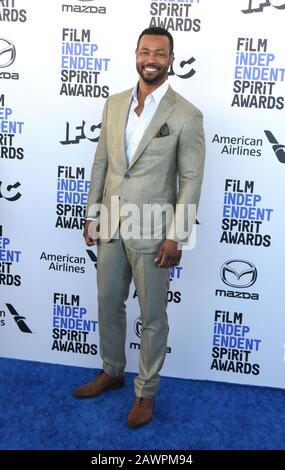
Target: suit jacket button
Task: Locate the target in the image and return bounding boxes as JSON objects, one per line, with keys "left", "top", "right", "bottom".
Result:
{"left": 125, "top": 174, "right": 130, "bottom": 179}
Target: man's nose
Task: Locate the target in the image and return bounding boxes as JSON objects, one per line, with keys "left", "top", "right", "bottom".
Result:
{"left": 146, "top": 52, "right": 157, "bottom": 61}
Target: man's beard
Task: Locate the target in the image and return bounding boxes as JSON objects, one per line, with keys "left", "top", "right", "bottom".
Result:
{"left": 137, "top": 65, "right": 168, "bottom": 84}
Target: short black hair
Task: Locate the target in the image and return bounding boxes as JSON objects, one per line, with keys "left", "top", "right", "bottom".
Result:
{"left": 137, "top": 27, "right": 174, "bottom": 55}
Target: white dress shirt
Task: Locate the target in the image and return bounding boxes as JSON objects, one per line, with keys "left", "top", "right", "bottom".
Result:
{"left": 125, "top": 80, "right": 169, "bottom": 164}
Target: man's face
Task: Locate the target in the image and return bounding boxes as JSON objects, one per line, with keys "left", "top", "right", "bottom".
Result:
{"left": 136, "top": 34, "right": 174, "bottom": 85}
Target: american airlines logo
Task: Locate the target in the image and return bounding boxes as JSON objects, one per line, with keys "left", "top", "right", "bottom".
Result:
{"left": 264, "top": 130, "right": 285, "bottom": 163}
{"left": 6, "top": 304, "right": 32, "bottom": 333}
{"left": 86, "top": 249, "right": 97, "bottom": 269}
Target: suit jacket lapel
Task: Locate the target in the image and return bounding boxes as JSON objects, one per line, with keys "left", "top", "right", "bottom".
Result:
{"left": 128, "top": 86, "right": 176, "bottom": 170}
{"left": 117, "top": 89, "right": 132, "bottom": 168}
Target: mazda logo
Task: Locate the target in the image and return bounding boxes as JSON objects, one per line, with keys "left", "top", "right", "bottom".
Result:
{"left": 221, "top": 260, "right": 257, "bottom": 288}
{"left": 134, "top": 316, "right": 142, "bottom": 339}
{"left": 0, "top": 38, "right": 16, "bottom": 68}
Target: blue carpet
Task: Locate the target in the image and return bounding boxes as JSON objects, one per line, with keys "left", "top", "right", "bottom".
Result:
{"left": 0, "top": 357, "right": 284, "bottom": 450}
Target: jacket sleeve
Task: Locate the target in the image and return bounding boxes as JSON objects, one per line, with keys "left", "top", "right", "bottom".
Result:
{"left": 86, "top": 99, "right": 109, "bottom": 219}
{"left": 166, "top": 109, "right": 205, "bottom": 244}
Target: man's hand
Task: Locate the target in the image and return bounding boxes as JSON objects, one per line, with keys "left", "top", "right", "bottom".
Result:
{"left": 154, "top": 240, "right": 182, "bottom": 268}
{"left": 83, "top": 220, "right": 100, "bottom": 246}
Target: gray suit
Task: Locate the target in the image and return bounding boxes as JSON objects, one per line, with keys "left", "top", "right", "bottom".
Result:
{"left": 87, "top": 85, "right": 205, "bottom": 397}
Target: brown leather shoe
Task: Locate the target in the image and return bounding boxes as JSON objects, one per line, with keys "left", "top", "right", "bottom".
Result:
{"left": 127, "top": 397, "right": 154, "bottom": 428}
{"left": 73, "top": 370, "right": 124, "bottom": 399}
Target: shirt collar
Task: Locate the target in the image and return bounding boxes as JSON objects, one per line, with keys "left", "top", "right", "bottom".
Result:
{"left": 131, "top": 80, "right": 169, "bottom": 105}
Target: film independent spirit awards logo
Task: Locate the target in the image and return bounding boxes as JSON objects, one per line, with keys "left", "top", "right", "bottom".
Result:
{"left": 0, "top": 38, "right": 16, "bottom": 68}
{"left": 220, "top": 260, "right": 257, "bottom": 289}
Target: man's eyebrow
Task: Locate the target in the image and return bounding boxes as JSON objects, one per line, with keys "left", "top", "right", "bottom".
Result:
{"left": 139, "top": 47, "right": 167, "bottom": 52}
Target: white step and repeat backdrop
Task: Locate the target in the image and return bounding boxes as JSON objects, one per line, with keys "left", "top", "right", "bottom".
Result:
{"left": 1, "top": 0, "right": 285, "bottom": 389}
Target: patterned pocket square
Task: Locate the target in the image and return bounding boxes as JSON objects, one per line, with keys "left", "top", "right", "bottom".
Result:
{"left": 157, "top": 122, "right": 169, "bottom": 137}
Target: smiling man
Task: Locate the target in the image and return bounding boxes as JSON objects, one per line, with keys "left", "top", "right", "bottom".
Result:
{"left": 73, "top": 27, "right": 205, "bottom": 428}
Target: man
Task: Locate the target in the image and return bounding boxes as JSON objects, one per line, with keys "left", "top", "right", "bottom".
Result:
{"left": 73, "top": 27, "right": 205, "bottom": 428}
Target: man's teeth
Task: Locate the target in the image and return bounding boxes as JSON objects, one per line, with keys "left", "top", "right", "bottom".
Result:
{"left": 145, "top": 67, "right": 157, "bottom": 71}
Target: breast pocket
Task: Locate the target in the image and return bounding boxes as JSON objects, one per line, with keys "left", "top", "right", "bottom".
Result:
{"left": 146, "top": 135, "right": 177, "bottom": 155}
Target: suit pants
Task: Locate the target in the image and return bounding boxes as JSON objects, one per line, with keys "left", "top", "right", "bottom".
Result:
{"left": 97, "top": 237, "right": 169, "bottom": 398}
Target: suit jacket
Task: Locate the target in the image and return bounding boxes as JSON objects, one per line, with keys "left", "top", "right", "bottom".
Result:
{"left": 86, "top": 85, "right": 205, "bottom": 253}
